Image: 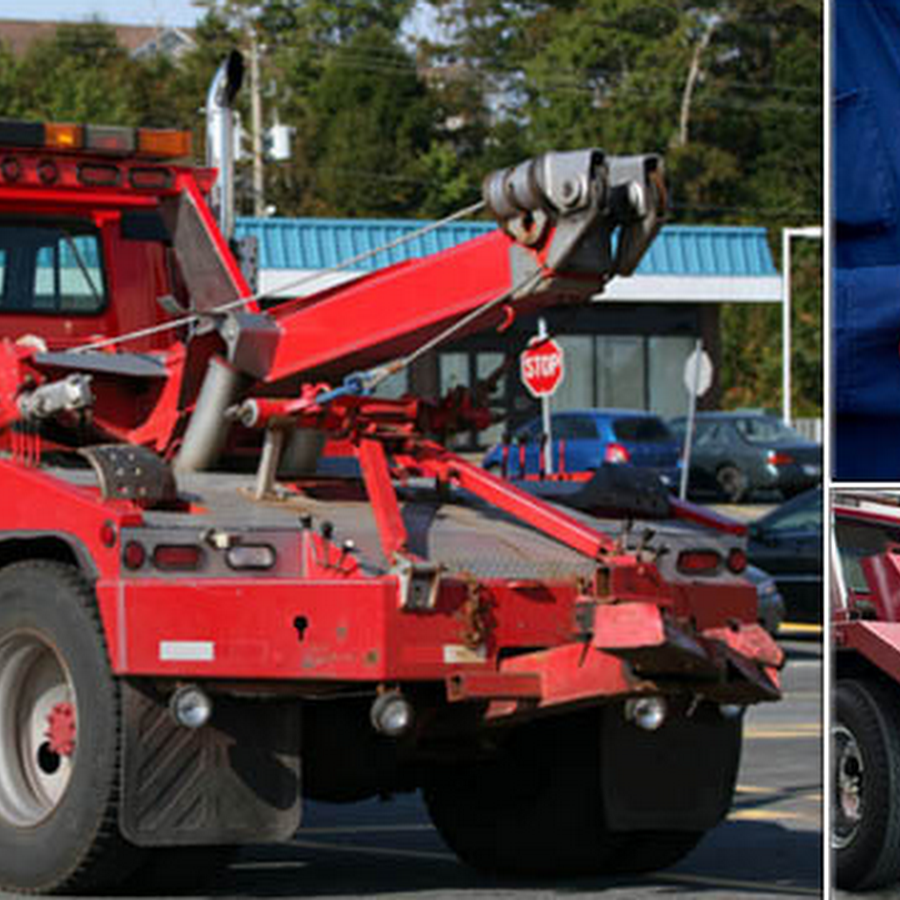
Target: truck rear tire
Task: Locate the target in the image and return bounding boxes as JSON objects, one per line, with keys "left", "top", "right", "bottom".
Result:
{"left": 423, "top": 711, "right": 702, "bottom": 878}
{"left": 0, "top": 561, "right": 143, "bottom": 894}
{"left": 834, "top": 678, "right": 900, "bottom": 891}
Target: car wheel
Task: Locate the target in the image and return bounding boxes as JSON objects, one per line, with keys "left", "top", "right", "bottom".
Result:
{"left": 834, "top": 679, "right": 900, "bottom": 890}
{"left": 716, "top": 464, "right": 748, "bottom": 503}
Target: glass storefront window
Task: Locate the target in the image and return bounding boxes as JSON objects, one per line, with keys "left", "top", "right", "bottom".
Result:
{"left": 552, "top": 336, "right": 593, "bottom": 411}
{"left": 648, "top": 336, "right": 696, "bottom": 418}
{"left": 596, "top": 336, "right": 643, "bottom": 408}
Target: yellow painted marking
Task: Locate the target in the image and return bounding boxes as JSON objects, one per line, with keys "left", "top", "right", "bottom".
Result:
{"left": 780, "top": 622, "right": 823, "bottom": 636}
{"left": 736, "top": 784, "right": 777, "bottom": 795}
{"left": 735, "top": 785, "right": 821, "bottom": 803}
{"left": 746, "top": 724, "right": 821, "bottom": 739}
{"left": 729, "top": 809, "right": 818, "bottom": 823}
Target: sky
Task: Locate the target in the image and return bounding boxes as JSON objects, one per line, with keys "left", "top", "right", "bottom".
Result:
{"left": 0, "top": 0, "right": 202, "bottom": 27}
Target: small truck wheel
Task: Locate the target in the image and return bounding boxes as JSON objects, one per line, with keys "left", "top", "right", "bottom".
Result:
{"left": 834, "top": 679, "right": 900, "bottom": 891}
{"left": 0, "top": 561, "right": 143, "bottom": 894}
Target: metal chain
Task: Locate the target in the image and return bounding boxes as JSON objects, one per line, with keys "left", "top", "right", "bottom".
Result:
{"left": 75, "top": 198, "right": 488, "bottom": 354}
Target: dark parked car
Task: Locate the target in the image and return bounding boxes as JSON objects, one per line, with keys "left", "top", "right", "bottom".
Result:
{"left": 745, "top": 564, "right": 786, "bottom": 637}
{"left": 747, "top": 487, "right": 822, "bottom": 623}
{"left": 670, "top": 412, "right": 822, "bottom": 502}
{"left": 483, "top": 409, "right": 681, "bottom": 487}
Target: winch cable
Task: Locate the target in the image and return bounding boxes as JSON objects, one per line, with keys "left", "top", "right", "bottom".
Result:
{"left": 73, "top": 198, "right": 488, "bottom": 355}
{"left": 360, "top": 267, "right": 544, "bottom": 395}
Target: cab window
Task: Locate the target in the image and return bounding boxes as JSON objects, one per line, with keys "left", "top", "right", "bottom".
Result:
{"left": 0, "top": 220, "right": 106, "bottom": 315}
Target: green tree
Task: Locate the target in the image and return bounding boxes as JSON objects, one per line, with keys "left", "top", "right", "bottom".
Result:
{"left": 307, "top": 26, "right": 436, "bottom": 216}
{"left": 14, "top": 22, "right": 142, "bottom": 124}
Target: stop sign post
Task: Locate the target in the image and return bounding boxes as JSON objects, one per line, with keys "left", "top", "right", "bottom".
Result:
{"left": 679, "top": 341, "right": 714, "bottom": 501}
{"left": 520, "top": 320, "right": 564, "bottom": 474}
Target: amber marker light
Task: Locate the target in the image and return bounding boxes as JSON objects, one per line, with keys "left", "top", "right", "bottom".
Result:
{"left": 137, "top": 128, "right": 192, "bottom": 159}
{"left": 44, "top": 123, "right": 83, "bottom": 151}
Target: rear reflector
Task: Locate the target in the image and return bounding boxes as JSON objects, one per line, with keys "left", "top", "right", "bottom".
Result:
{"left": 123, "top": 541, "right": 146, "bottom": 570}
{"left": 78, "top": 163, "right": 120, "bottom": 187}
{"left": 727, "top": 548, "right": 747, "bottom": 574}
{"left": 153, "top": 544, "right": 204, "bottom": 572}
{"left": 677, "top": 549, "right": 721, "bottom": 575}
{"left": 37, "top": 161, "right": 58, "bottom": 184}
{"left": 0, "top": 157, "right": 21, "bottom": 182}
{"left": 128, "top": 167, "right": 173, "bottom": 190}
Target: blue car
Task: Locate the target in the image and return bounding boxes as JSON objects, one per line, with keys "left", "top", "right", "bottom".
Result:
{"left": 483, "top": 409, "right": 681, "bottom": 487}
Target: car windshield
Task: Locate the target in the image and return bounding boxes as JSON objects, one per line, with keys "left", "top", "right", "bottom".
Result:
{"left": 612, "top": 417, "right": 672, "bottom": 443}
{"left": 734, "top": 416, "right": 803, "bottom": 446}
{"left": 761, "top": 489, "right": 822, "bottom": 534}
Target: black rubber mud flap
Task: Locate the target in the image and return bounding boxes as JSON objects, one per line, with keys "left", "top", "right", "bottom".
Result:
{"left": 600, "top": 699, "right": 741, "bottom": 831}
{"left": 119, "top": 680, "right": 302, "bottom": 846}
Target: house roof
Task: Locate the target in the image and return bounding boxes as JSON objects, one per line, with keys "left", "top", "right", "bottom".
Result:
{"left": 234, "top": 217, "right": 784, "bottom": 304}
{"left": 0, "top": 18, "right": 195, "bottom": 58}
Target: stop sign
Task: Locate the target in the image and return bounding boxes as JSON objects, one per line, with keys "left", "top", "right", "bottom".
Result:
{"left": 520, "top": 337, "right": 565, "bottom": 398}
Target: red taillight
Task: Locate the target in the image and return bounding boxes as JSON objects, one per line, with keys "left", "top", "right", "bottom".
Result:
{"left": 605, "top": 442, "right": 630, "bottom": 464}
{"left": 727, "top": 548, "right": 747, "bottom": 574}
{"left": 677, "top": 549, "right": 721, "bottom": 574}
{"left": 152, "top": 544, "right": 203, "bottom": 572}
{"left": 100, "top": 521, "right": 117, "bottom": 548}
{"left": 123, "top": 541, "right": 146, "bottom": 570}
{"left": 767, "top": 450, "right": 794, "bottom": 466}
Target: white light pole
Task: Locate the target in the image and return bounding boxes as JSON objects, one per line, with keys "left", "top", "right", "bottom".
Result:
{"left": 781, "top": 226, "right": 823, "bottom": 425}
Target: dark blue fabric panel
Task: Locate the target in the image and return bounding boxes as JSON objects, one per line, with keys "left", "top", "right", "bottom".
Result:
{"left": 834, "top": 265, "right": 900, "bottom": 417}
{"left": 834, "top": 0, "right": 900, "bottom": 478}
{"left": 835, "top": 415, "right": 900, "bottom": 480}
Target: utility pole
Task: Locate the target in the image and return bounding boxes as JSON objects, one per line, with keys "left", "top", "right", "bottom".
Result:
{"left": 249, "top": 26, "right": 264, "bottom": 218}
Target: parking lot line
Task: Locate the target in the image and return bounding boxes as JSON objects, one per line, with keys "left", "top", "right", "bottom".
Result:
{"left": 745, "top": 725, "right": 821, "bottom": 739}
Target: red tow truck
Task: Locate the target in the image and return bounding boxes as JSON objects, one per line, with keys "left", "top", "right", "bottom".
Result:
{"left": 0, "top": 76, "right": 782, "bottom": 892}
{"left": 833, "top": 490, "right": 900, "bottom": 890}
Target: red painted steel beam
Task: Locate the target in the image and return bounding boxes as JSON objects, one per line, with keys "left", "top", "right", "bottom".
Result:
{"left": 446, "top": 671, "right": 543, "bottom": 702}
{"left": 357, "top": 438, "right": 408, "bottom": 561}
{"left": 483, "top": 643, "right": 642, "bottom": 720}
{"left": 265, "top": 230, "right": 515, "bottom": 384}
{"left": 410, "top": 442, "right": 618, "bottom": 560}
{"left": 840, "top": 620, "right": 900, "bottom": 684}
